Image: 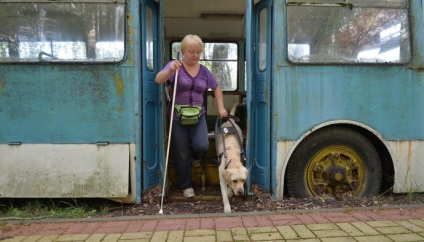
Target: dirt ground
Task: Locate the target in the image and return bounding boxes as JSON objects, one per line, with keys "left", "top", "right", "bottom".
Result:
{"left": 101, "top": 184, "right": 424, "bottom": 217}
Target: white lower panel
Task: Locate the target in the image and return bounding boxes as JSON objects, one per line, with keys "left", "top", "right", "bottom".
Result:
{"left": 276, "top": 141, "right": 296, "bottom": 199}
{"left": 387, "top": 141, "right": 424, "bottom": 194}
{"left": 0, "top": 144, "right": 130, "bottom": 198}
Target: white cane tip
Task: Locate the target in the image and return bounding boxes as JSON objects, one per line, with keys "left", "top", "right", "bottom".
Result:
{"left": 159, "top": 209, "right": 163, "bottom": 215}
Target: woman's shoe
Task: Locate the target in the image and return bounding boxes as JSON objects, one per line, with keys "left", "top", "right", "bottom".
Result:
{"left": 183, "top": 188, "right": 195, "bottom": 198}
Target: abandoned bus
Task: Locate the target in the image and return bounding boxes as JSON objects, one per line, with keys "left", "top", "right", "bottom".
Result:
{"left": 0, "top": 0, "right": 423, "bottom": 204}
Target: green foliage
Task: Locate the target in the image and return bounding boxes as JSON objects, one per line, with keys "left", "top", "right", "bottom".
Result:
{"left": 0, "top": 199, "right": 109, "bottom": 219}
{"left": 0, "top": 42, "right": 8, "bottom": 57}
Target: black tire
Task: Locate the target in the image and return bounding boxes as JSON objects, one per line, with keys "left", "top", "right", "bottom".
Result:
{"left": 286, "top": 127, "right": 382, "bottom": 198}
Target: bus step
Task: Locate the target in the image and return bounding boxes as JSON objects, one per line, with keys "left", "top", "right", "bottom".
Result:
{"left": 167, "top": 160, "right": 221, "bottom": 187}
{"left": 167, "top": 185, "right": 223, "bottom": 202}
{"left": 168, "top": 158, "right": 220, "bottom": 166}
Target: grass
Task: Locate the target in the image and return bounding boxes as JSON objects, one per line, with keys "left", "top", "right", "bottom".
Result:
{"left": 0, "top": 198, "right": 112, "bottom": 219}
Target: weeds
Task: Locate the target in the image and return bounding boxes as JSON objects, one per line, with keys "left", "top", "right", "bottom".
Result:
{"left": 0, "top": 199, "right": 111, "bottom": 219}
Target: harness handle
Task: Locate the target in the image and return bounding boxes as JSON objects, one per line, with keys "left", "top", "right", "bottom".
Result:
{"left": 214, "top": 116, "right": 246, "bottom": 168}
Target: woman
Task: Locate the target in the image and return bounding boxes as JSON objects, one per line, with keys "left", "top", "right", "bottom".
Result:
{"left": 155, "top": 34, "right": 228, "bottom": 197}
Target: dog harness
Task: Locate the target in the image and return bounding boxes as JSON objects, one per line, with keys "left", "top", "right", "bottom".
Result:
{"left": 215, "top": 116, "right": 246, "bottom": 170}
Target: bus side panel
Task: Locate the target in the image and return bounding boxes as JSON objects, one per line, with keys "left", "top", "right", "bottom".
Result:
{"left": 0, "top": 65, "right": 137, "bottom": 199}
{"left": 274, "top": 66, "right": 424, "bottom": 141}
{"left": 272, "top": 2, "right": 424, "bottom": 142}
{"left": 274, "top": 66, "right": 424, "bottom": 197}
{"left": 272, "top": 1, "right": 424, "bottom": 198}
{"left": 0, "top": 144, "right": 131, "bottom": 197}
{"left": 0, "top": 0, "right": 142, "bottom": 201}
{"left": 0, "top": 66, "right": 135, "bottom": 143}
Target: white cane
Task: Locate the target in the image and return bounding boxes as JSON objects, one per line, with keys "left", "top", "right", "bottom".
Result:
{"left": 159, "top": 52, "right": 181, "bottom": 215}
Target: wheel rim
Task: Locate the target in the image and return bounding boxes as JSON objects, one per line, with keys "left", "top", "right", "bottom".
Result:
{"left": 306, "top": 146, "right": 365, "bottom": 198}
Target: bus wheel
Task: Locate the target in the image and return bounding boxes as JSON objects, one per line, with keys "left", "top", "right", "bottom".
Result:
{"left": 286, "top": 127, "right": 382, "bottom": 199}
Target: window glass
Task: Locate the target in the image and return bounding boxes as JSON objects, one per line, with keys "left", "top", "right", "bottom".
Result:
{"left": 287, "top": 5, "right": 410, "bottom": 64}
{"left": 0, "top": 1, "right": 125, "bottom": 63}
{"left": 258, "top": 8, "right": 267, "bottom": 71}
{"left": 172, "top": 42, "right": 238, "bottom": 91}
{"left": 0, "top": 42, "right": 10, "bottom": 57}
{"left": 349, "top": 0, "right": 407, "bottom": 7}
{"left": 146, "top": 7, "right": 154, "bottom": 70}
{"left": 288, "top": 0, "right": 407, "bottom": 7}
{"left": 288, "top": 0, "right": 346, "bottom": 3}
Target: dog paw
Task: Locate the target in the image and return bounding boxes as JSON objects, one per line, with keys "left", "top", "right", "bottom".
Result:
{"left": 224, "top": 207, "right": 231, "bottom": 213}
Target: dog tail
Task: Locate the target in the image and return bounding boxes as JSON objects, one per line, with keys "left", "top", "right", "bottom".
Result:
{"left": 230, "top": 101, "right": 240, "bottom": 116}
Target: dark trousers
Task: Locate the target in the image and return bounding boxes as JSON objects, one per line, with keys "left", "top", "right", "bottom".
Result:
{"left": 171, "top": 115, "right": 209, "bottom": 190}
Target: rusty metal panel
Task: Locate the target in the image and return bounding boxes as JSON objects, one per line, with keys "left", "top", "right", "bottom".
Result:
{"left": 0, "top": 65, "right": 135, "bottom": 143}
{"left": 272, "top": 1, "right": 424, "bottom": 142}
{"left": 275, "top": 140, "right": 296, "bottom": 199}
{"left": 387, "top": 141, "right": 424, "bottom": 194}
{"left": 0, "top": 144, "right": 130, "bottom": 198}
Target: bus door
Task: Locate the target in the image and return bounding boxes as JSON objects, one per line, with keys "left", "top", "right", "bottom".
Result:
{"left": 247, "top": 0, "right": 272, "bottom": 191}
{"left": 141, "top": 0, "right": 163, "bottom": 193}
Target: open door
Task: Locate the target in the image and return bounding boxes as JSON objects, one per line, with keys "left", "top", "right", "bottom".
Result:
{"left": 246, "top": 0, "right": 272, "bottom": 191}
{"left": 141, "top": 0, "right": 163, "bottom": 191}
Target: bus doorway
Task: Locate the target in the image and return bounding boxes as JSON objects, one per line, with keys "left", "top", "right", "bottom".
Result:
{"left": 155, "top": 0, "right": 256, "bottom": 200}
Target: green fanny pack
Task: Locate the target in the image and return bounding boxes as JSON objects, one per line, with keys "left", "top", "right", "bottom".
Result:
{"left": 175, "top": 105, "right": 202, "bottom": 125}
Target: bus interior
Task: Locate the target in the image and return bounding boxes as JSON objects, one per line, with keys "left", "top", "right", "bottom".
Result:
{"left": 160, "top": 0, "right": 251, "bottom": 200}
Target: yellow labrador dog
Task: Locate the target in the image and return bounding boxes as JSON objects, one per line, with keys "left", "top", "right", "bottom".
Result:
{"left": 216, "top": 103, "right": 248, "bottom": 213}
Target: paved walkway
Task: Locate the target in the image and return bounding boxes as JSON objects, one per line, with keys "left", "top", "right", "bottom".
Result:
{"left": 2, "top": 205, "right": 424, "bottom": 241}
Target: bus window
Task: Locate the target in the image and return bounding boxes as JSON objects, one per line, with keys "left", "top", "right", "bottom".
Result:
{"left": 258, "top": 8, "right": 267, "bottom": 71}
{"left": 286, "top": 0, "right": 410, "bottom": 64}
{"left": 145, "top": 7, "right": 155, "bottom": 70}
{"left": 172, "top": 42, "right": 238, "bottom": 91}
{"left": 19, "top": 42, "right": 87, "bottom": 59}
{"left": 289, "top": 0, "right": 407, "bottom": 5}
{"left": 0, "top": 1, "right": 125, "bottom": 63}
{"left": 349, "top": 0, "right": 407, "bottom": 7}
{"left": 0, "top": 42, "right": 10, "bottom": 57}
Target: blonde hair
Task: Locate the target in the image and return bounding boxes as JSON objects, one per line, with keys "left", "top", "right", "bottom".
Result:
{"left": 180, "top": 34, "right": 203, "bottom": 53}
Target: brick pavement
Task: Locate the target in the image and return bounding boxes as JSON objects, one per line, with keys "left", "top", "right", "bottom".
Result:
{"left": 1, "top": 206, "right": 424, "bottom": 241}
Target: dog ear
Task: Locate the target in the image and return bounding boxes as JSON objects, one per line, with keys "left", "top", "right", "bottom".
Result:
{"left": 222, "top": 169, "right": 232, "bottom": 183}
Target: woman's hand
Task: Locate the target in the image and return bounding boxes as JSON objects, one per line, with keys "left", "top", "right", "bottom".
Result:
{"left": 169, "top": 60, "right": 181, "bottom": 72}
{"left": 213, "top": 86, "right": 228, "bottom": 118}
{"left": 155, "top": 60, "right": 181, "bottom": 84}
{"left": 218, "top": 107, "right": 228, "bottom": 119}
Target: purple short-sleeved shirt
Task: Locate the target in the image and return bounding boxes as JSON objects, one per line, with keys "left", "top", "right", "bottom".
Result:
{"left": 162, "top": 61, "right": 218, "bottom": 120}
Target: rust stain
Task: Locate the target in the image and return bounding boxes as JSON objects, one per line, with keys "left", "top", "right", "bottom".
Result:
{"left": 128, "top": 22, "right": 134, "bottom": 38}
{"left": 126, "top": 21, "right": 135, "bottom": 64}
{"left": 126, "top": 55, "right": 135, "bottom": 64}
{"left": 115, "top": 75, "right": 124, "bottom": 98}
{"left": 0, "top": 80, "right": 2, "bottom": 95}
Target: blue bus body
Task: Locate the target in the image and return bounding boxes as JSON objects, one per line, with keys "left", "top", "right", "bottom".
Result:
{"left": 0, "top": 0, "right": 144, "bottom": 202}
{"left": 1, "top": 0, "right": 423, "bottom": 203}
{"left": 271, "top": 1, "right": 424, "bottom": 197}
